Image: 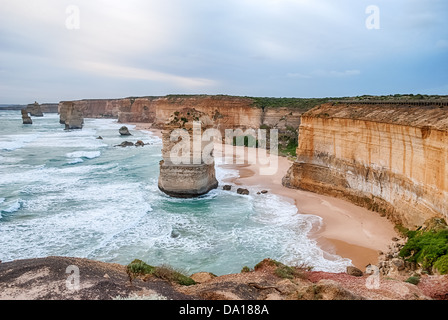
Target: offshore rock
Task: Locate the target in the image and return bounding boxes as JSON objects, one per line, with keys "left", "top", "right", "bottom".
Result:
{"left": 26, "top": 102, "right": 43, "bottom": 117}
{"left": 158, "top": 108, "right": 218, "bottom": 198}
{"left": 59, "top": 101, "right": 84, "bottom": 129}
{"left": 21, "top": 109, "right": 32, "bottom": 125}
{"left": 119, "top": 126, "right": 132, "bottom": 136}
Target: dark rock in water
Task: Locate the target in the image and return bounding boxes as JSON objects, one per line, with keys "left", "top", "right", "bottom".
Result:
{"left": 260, "top": 190, "right": 268, "bottom": 194}
{"left": 170, "top": 230, "right": 181, "bottom": 238}
{"left": 26, "top": 102, "right": 43, "bottom": 117}
{"left": 115, "top": 141, "right": 134, "bottom": 147}
{"left": 135, "top": 140, "right": 145, "bottom": 147}
{"left": 237, "top": 188, "right": 249, "bottom": 195}
{"left": 21, "top": 109, "right": 32, "bottom": 124}
{"left": 223, "top": 185, "right": 232, "bottom": 191}
{"left": 96, "top": 136, "right": 103, "bottom": 140}
{"left": 119, "top": 126, "right": 132, "bottom": 136}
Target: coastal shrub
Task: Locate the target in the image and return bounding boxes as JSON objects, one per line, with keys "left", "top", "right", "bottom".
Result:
{"left": 127, "top": 259, "right": 155, "bottom": 276}
{"left": 399, "top": 229, "right": 448, "bottom": 272}
{"left": 241, "top": 266, "right": 252, "bottom": 273}
{"left": 126, "top": 259, "right": 196, "bottom": 286}
{"left": 153, "top": 264, "right": 196, "bottom": 286}
{"left": 434, "top": 255, "right": 448, "bottom": 275}
{"left": 405, "top": 274, "right": 421, "bottom": 285}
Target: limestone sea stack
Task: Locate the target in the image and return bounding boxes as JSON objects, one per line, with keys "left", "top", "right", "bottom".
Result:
{"left": 21, "top": 109, "right": 32, "bottom": 124}
{"left": 59, "top": 101, "right": 84, "bottom": 130}
{"left": 26, "top": 102, "right": 44, "bottom": 117}
{"left": 158, "top": 108, "right": 218, "bottom": 198}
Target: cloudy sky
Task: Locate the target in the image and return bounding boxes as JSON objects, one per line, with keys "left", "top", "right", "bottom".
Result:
{"left": 1, "top": 0, "right": 447, "bottom": 103}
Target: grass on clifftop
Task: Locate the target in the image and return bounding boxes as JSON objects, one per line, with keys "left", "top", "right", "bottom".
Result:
{"left": 127, "top": 259, "right": 196, "bottom": 286}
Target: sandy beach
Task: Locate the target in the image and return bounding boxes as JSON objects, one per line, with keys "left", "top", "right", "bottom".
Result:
{"left": 134, "top": 124, "right": 399, "bottom": 270}
{"left": 218, "top": 146, "right": 398, "bottom": 270}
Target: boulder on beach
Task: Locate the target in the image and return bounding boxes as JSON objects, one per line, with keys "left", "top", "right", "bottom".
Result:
{"left": 119, "top": 126, "right": 132, "bottom": 136}
{"left": 223, "top": 185, "right": 232, "bottom": 191}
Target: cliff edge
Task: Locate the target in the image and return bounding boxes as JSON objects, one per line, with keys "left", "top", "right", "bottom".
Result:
{"left": 283, "top": 102, "right": 448, "bottom": 229}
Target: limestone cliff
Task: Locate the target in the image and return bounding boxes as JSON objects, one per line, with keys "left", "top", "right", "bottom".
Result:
{"left": 58, "top": 95, "right": 309, "bottom": 133}
{"left": 158, "top": 108, "right": 218, "bottom": 198}
{"left": 283, "top": 102, "right": 448, "bottom": 229}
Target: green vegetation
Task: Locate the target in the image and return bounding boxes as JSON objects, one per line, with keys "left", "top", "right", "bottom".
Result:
{"left": 241, "top": 266, "right": 252, "bottom": 273}
{"left": 405, "top": 274, "right": 421, "bottom": 285}
{"left": 399, "top": 224, "right": 448, "bottom": 274}
{"left": 126, "top": 259, "right": 196, "bottom": 286}
{"left": 254, "top": 259, "right": 311, "bottom": 279}
{"left": 249, "top": 97, "right": 333, "bottom": 111}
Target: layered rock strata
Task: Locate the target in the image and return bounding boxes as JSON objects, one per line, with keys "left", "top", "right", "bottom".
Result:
{"left": 58, "top": 96, "right": 305, "bottom": 134}
{"left": 158, "top": 108, "right": 218, "bottom": 198}
{"left": 283, "top": 102, "right": 448, "bottom": 228}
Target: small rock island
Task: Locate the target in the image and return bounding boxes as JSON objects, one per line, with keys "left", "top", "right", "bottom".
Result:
{"left": 158, "top": 108, "right": 218, "bottom": 198}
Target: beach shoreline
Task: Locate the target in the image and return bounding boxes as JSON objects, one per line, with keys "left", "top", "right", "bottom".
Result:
{"left": 135, "top": 123, "right": 399, "bottom": 271}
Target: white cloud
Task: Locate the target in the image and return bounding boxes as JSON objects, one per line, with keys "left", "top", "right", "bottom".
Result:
{"left": 77, "top": 60, "right": 217, "bottom": 88}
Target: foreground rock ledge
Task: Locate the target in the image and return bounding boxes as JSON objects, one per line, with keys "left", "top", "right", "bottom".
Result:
{"left": 1, "top": 256, "right": 446, "bottom": 300}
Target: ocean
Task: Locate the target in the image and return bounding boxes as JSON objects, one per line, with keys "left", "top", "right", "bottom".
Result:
{"left": 0, "top": 110, "right": 351, "bottom": 275}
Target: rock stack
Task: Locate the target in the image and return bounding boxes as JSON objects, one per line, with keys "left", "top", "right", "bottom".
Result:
{"left": 59, "top": 102, "right": 84, "bottom": 130}
{"left": 26, "top": 102, "right": 44, "bottom": 117}
{"left": 158, "top": 108, "right": 218, "bottom": 198}
{"left": 21, "top": 109, "right": 32, "bottom": 124}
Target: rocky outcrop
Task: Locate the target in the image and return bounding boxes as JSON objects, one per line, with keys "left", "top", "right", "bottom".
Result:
{"left": 60, "top": 102, "right": 84, "bottom": 130}
{"left": 26, "top": 102, "right": 43, "bottom": 117}
{"left": 21, "top": 109, "right": 32, "bottom": 124}
{"left": 283, "top": 102, "right": 448, "bottom": 229}
{"left": 2, "top": 256, "right": 439, "bottom": 300}
{"left": 158, "top": 108, "right": 218, "bottom": 198}
{"left": 119, "top": 126, "right": 131, "bottom": 136}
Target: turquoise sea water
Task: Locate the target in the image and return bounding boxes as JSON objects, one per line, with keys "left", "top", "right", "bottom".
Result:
{"left": 0, "top": 110, "right": 351, "bottom": 275}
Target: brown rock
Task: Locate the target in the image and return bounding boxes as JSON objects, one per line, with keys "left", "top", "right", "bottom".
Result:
{"left": 190, "top": 272, "right": 216, "bottom": 284}
{"left": 119, "top": 126, "right": 132, "bottom": 136}
{"left": 237, "top": 188, "right": 250, "bottom": 195}
{"left": 21, "top": 109, "right": 32, "bottom": 125}
{"left": 346, "top": 266, "right": 363, "bottom": 277}
{"left": 222, "top": 185, "right": 232, "bottom": 191}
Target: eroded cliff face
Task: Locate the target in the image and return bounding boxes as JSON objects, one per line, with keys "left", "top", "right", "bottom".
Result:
{"left": 283, "top": 103, "right": 448, "bottom": 229}
{"left": 59, "top": 96, "right": 304, "bottom": 134}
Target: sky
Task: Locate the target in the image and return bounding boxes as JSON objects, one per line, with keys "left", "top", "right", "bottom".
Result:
{"left": 0, "top": 0, "right": 447, "bottom": 104}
